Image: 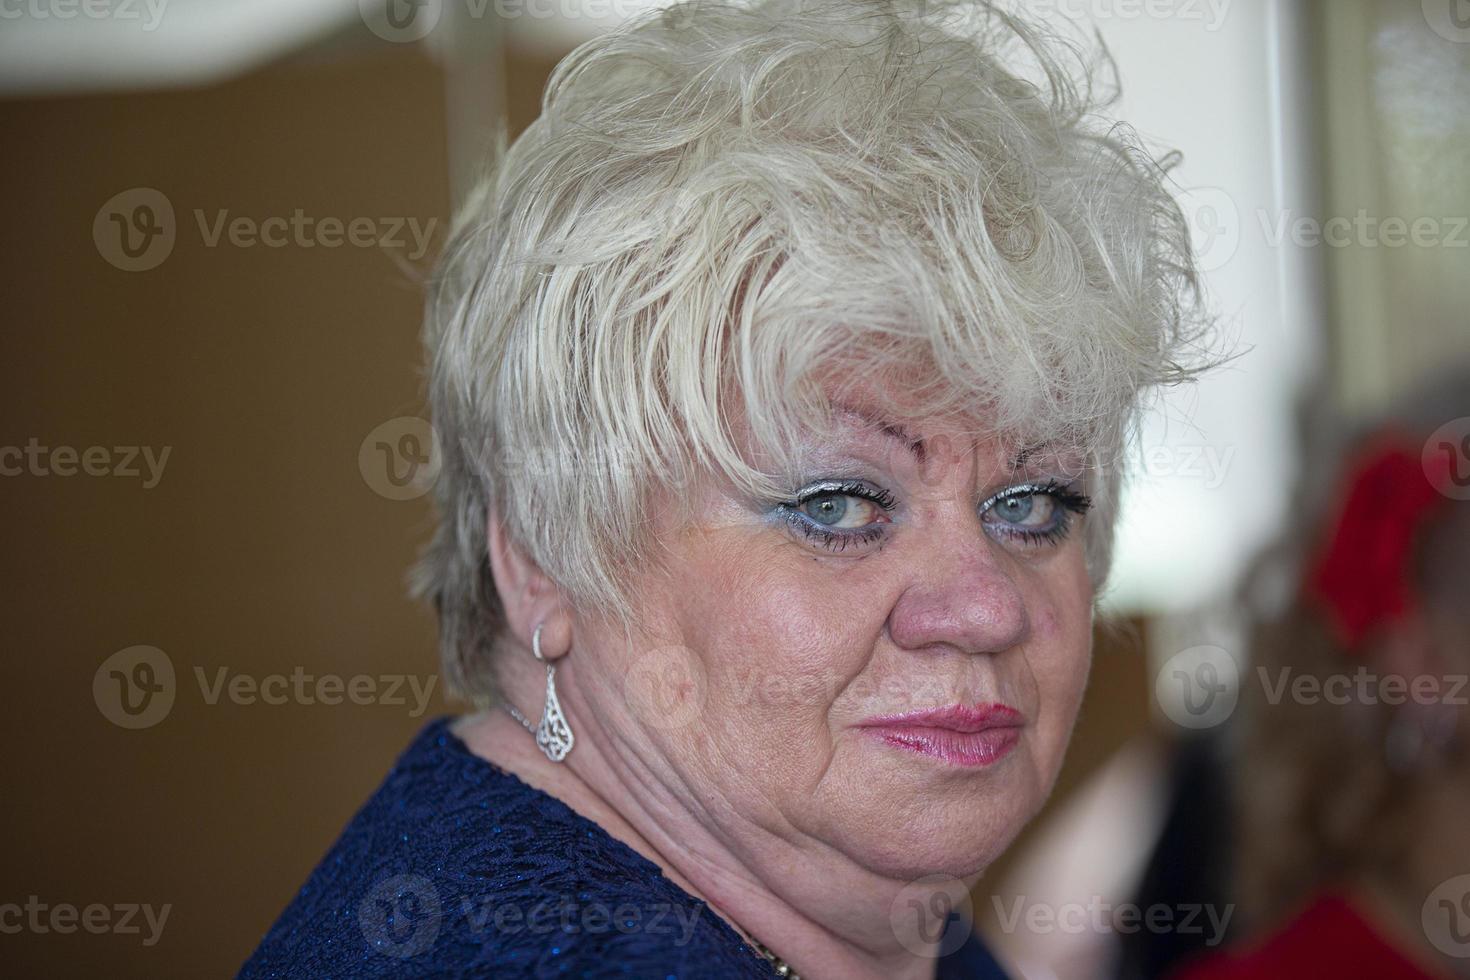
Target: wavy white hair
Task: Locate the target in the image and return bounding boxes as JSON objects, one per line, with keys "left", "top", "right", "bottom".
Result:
{"left": 415, "top": 0, "right": 1212, "bottom": 702}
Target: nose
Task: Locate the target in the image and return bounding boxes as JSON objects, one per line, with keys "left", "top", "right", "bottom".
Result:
{"left": 886, "top": 527, "right": 1030, "bottom": 657}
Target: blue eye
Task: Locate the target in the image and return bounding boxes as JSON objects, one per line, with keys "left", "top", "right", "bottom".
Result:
{"left": 800, "top": 492, "right": 883, "bottom": 529}
{"left": 778, "top": 480, "right": 895, "bottom": 551}
{"left": 991, "top": 494, "right": 1038, "bottom": 525}
{"left": 980, "top": 480, "right": 1091, "bottom": 546}
{"left": 774, "top": 478, "right": 1090, "bottom": 553}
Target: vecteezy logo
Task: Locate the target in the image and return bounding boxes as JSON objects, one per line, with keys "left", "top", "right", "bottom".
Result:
{"left": 889, "top": 875, "right": 973, "bottom": 957}
{"left": 360, "top": 0, "right": 442, "bottom": 43}
{"left": 621, "top": 645, "right": 708, "bottom": 732}
{"left": 1424, "top": 418, "right": 1470, "bottom": 501}
{"left": 93, "top": 188, "right": 176, "bottom": 272}
{"left": 1423, "top": 0, "right": 1470, "bottom": 43}
{"left": 1176, "top": 186, "right": 1241, "bottom": 272}
{"left": 359, "top": 873, "right": 442, "bottom": 959}
{"left": 93, "top": 645, "right": 176, "bottom": 729}
{"left": 1155, "top": 645, "right": 1239, "bottom": 729}
{"left": 358, "top": 417, "right": 442, "bottom": 501}
{"left": 1423, "top": 874, "right": 1470, "bottom": 958}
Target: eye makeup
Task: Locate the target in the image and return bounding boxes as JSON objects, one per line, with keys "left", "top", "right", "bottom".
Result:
{"left": 978, "top": 478, "right": 1093, "bottom": 547}
{"left": 771, "top": 476, "right": 1091, "bottom": 554}
{"left": 773, "top": 479, "right": 896, "bottom": 552}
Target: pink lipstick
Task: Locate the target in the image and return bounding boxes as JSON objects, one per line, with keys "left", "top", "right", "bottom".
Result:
{"left": 858, "top": 703, "right": 1023, "bottom": 767}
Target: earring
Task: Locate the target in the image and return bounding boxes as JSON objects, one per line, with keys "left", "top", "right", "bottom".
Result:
{"left": 504, "top": 622, "right": 574, "bottom": 762}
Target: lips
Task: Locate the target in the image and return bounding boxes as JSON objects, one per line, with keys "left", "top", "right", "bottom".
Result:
{"left": 858, "top": 703, "right": 1023, "bottom": 767}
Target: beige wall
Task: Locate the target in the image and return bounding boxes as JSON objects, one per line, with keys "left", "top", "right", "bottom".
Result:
{"left": 2, "top": 40, "right": 454, "bottom": 978}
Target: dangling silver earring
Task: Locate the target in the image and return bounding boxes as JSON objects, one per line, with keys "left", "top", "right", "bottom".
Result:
{"left": 504, "top": 622, "right": 574, "bottom": 763}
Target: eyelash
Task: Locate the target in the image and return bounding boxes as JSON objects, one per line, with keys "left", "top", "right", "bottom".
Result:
{"left": 776, "top": 480, "right": 895, "bottom": 553}
{"left": 776, "top": 478, "right": 1092, "bottom": 553}
{"left": 980, "top": 479, "right": 1094, "bottom": 547}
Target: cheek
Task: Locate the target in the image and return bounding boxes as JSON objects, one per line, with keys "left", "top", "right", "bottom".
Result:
{"left": 1023, "top": 556, "right": 1094, "bottom": 765}
{"left": 668, "top": 530, "right": 887, "bottom": 737}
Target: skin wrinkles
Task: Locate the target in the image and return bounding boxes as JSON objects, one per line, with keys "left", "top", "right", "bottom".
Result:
{"left": 665, "top": 400, "right": 1089, "bottom": 919}
{"left": 467, "top": 377, "right": 1097, "bottom": 979}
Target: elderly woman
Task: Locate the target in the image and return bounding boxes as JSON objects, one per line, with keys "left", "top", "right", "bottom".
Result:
{"left": 243, "top": 0, "right": 1206, "bottom": 976}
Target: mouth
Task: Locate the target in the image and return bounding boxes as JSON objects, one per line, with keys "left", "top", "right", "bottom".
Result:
{"left": 857, "top": 703, "right": 1023, "bottom": 767}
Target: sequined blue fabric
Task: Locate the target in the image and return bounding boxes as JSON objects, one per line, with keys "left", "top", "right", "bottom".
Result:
{"left": 240, "top": 716, "right": 1012, "bottom": 979}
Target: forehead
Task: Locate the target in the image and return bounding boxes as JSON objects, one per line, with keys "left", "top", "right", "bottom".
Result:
{"left": 813, "top": 400, "right": 1083, "bottom": 475}
{"left": 715, "top": 366, "right": 1094, "bottom": 490}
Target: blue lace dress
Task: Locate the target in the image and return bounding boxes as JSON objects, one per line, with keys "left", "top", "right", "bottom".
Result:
{"left": 240, "top": 716, "right": 1012, "bottom": 979}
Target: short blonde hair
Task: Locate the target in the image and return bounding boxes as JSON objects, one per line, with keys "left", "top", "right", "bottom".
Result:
{"left": 415, "top": 0, "right": 1211, "bottom": 702}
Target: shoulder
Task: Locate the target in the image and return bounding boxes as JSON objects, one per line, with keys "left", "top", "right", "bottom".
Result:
{"left": 240, "top": 717, "right": 772, "bottom": 979}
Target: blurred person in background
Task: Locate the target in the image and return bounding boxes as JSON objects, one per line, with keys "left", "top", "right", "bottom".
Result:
{"left": 1174, "top": 360, "right": 1470, "bottom": 980}
{"left": 237, "top": 0, "right": 1215, "bottom": 976}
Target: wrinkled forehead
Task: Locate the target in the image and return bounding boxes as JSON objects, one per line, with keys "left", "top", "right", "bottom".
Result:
{"left": 728, "top": 369, "right": 1094, "bottom": 486}
{"left": 807, "top": 403, "right": 1090, "bottom": 481}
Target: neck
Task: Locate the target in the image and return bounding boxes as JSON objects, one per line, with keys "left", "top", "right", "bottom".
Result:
{"left": 455, "top": 707, "right": 959, "bottom": 980}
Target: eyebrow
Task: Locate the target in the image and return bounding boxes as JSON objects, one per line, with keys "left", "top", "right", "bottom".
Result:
{"left": 1011, "top": 443, "right": 1046, "bottom": 468}
{"left": 832, "top": 404, "right": 1053, "bottom": 472}
{"left": 831, "top": 405, "right": 926, "bottom": 465}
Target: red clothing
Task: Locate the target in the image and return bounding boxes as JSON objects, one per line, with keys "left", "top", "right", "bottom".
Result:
{"left": 1171, "top": 889, "right": 1440, "bottom": 980}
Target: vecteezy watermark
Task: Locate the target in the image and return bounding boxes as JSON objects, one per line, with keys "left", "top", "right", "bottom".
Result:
{"left": 1422, "top": 0, "right": 1470, "bottom": 44}
{"left": 360, "top": 874, "right": 442, "bottom": 959}
{"left": 357, "top": 873, "right": 706, "bottom": 960}
{"left": 1176, "top": 187, "right": 1470, "bottom": 271}
{"left": 192, "top": 209, "right": 437, "bottom": 260}
{"left": 620, "top": 659, "right": 987, "bottom": 734}
{"left": 1423, "top": 874, "right": 1470, "bottom": 959}
{"left": 359, "top": 416, "right": 442, "bottom": 501}
{"left": 1154, "top": 654, "right": 1469, "bottom": 731}
{"left": 193, "top": 666, "right": 438, "bottom": 717}
{"left": 1176, "top": 186, "right": 1242, "bottom": 272}
{"left": 621, "top": 644, "right": 709, "bottom": 733}
{"left": 93, "top": 646, "right": 177, "bottom": 730}
{"left": 1258, "top": 209, "right": 1470, "bottom": 250}
{"left": 480, "top": 440, "right": 640, "bottom": 487}
{"left": 1136, "top": 444, "right": 1236, "bottom": 489}
{"left": 1258, "top": 667, "right": 1469, "bottom": 708}
{"left": 990, "top": 895, "right": 1234, "bottom": 946}
{"left": 0, "top": 0, "right": 168, "bottom": 31}
{"left": 890, "top": 875, "right": 974, "bottom": 957}
{"left": 1424, "top": 417, "right": 1470, "bottom": 501}
{"left": 1155, "top": 645, "right": 1240, "bottom": 730}
{"left": 460, "top": 894, "right": 704, "bottom": 945}
{"left": 93, "top": 188, "right": 439, "bottom": 272}
{"left": 92, "top": 646, "right": 439, "bottom": 729}
{"left": 1025, "top": 0, "right": 1230, "bottom": 30}
{"left": 0, "top": 439, "right": 171, "bottom": 488}
{"left": 93, "top": 188, "right": 176, "bottom": 272}
{"left": 358, "top": 0, "right": 685, "bottom": 43}
{"left": 360, "top": 0, "right": 442, "bottom": 43}
{"left": 0, "top": 896, "right": 171, "bottom": 947}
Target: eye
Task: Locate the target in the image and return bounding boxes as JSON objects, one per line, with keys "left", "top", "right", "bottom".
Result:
{"left": 798, "top": 492, "right": 883, "bottom": 530}
{"left": 987, "top": 492, "right": 1055, "bottom": 528}
{"left": 776, "top": 480, "right": 895, "bottom": 552}
{"left": 980, "top": 480, "right": 1091, "bottom": 547}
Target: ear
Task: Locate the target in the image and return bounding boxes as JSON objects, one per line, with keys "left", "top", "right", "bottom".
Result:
{"left": 486, "top": 504, "right": 572, "bottom": 661}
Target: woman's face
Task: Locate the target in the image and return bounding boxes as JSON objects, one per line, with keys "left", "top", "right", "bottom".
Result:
{"left": 566, "top": 381, "right": 1096, "bottom": 883}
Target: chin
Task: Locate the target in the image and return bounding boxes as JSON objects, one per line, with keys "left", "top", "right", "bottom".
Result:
{"left": 812, "top": 756, "right": 1044, "bottom": 882}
